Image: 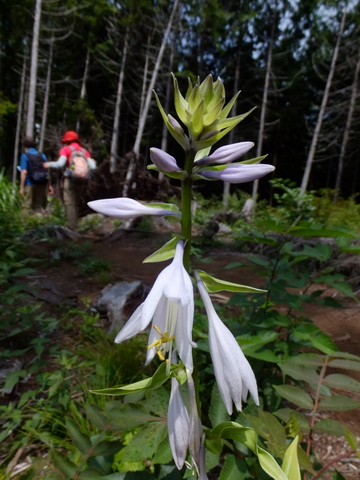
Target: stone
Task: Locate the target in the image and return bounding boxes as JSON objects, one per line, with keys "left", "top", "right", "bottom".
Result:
{"left": 94, "top": 281, "right": 144, "bottom": 333}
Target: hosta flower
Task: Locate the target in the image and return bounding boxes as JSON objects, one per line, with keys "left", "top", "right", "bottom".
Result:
{"left": 150, "top": 148, "right": 182, "bottom": 172}
{"left": 88, "top": 197, "right": 180, "bottom": 219}
{"left": 194, "top": 141, "right": 255, "bottom": 166}
{"left": 195, "top": 272, "right": 259, "bottom": 414}
{"left": 115, "top": 241, "right": 195, "bottom": 370}
{"left": 198, "top": 163, "right": 274, "bottom": 184}
{"left": 168, "top": 376, "right": 190, "bottom": 469}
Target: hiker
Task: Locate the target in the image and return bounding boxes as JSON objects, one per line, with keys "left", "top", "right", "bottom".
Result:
{"left": 44, "top": 130, "right": 96, "bottom": 230}
{"left": 19, "top": 136, "right": 48, "bottom": 214}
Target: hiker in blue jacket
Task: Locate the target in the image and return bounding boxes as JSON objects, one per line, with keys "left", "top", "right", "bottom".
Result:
{"left": 19, "top": 136, "right": 48, "bottom": 213}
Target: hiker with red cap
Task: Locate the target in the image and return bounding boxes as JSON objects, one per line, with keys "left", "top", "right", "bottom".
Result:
{"left": 44, "top": 131, "right": 96, "bottom": 230}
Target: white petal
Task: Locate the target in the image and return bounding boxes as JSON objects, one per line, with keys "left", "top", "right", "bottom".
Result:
{"left": 114, "top": 303, "right": 145, "bottom": 343}
{"left": 88, "top": 197, "right": 178, "bottom": 219}
{"left": 168, "top": 378, "right": 190, "bottom": 469}
{"left": 196, "top": 273, "right": 259, "bottom": 414}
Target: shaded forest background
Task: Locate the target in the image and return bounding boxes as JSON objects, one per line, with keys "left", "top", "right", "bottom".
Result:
{"left": 0, "top": 0, "right": 359, "bottom": 201}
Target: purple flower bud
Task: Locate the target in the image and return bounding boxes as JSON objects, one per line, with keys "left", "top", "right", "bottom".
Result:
{"left": 195, "top": 142, "right": 254, "bottom": 166}
{"left": 150, "top": 148, "right": 182, "bottom": 172}
{"left": 168, "top": 115, "right": 186, "bottom": 136}
{"left": 199, "top": 163, "right": 275, "bottom": 184}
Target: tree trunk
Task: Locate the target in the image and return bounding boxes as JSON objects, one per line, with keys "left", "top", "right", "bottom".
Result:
{"left": 26, "top": 0, "right": 42, "bottom": 137}
{"left": 252, "top": 34, "right": 273, "bottom": 201}
{"left": 300, "top": 6, "right": 347, "bottom": 196}
{"left": 223, "top": 44, "right": 241, "bottom": 210}
{"left": 333, "top": 53, "right": 360, "bottom": 199}
{"left": 110, "top": 30, "right": 129, "bottom": 174}
{"left": 39, "top": 35, "right": 54, "bottom": 152}
{"left": 158, "top": 40, "right": 175, "bottom": 182}
{"left": 12, "top": 54, "right": 27, "bottom": 184}
{"left": 122, "top": 0, "right": 180, "bottom": 197}
{"left": 75, "top": 49, "right": 90, "bottom": 132}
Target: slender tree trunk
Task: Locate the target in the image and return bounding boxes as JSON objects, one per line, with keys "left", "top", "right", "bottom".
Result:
{"left": 122, "top": 0, "right": 180, "bottom": 196}
{"left": 110, "top": 30, "right": 129, "bottom": 174}
{"left": 12, "top": 55, "right": 27, "bottom": 184}
{"left": 39, "top": 35, "right": 54, "bottom": 152}
{"left": 252, "top": 36, "right": 273, "bottom": 200}
{"left": 223, "top": 45, "right": 241, "bottom": 209}
{"left": 75, "top": 49, "right": 90, "bottom": 132}
{"left": 333, "top": 53, "right": 360, "bottom": 199}
{"left": 158, "top": 41, "right": 175, "bottom": 182}
{"left": 26, "top": 0, "right": 42, "bottom": 137}
{"left": 300, "top": 6, "right": 347, "bottom": 195}
{"left": 139, "top": 38, "right": 150, "bottom": 121}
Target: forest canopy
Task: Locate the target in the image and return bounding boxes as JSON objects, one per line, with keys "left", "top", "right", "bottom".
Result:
{"left": 0, "top": 0, "right": 359, "bottom": 199}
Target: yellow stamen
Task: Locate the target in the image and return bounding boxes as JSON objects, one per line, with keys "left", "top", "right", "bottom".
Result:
{"left": 148, "top": 325, "right": 175, "bottom": 362}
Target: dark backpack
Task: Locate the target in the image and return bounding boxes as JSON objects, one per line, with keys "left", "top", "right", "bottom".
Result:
{"left": 66, "top": 146, "right": 90, "bottom": 183}
{"left": 27, "top": 152, "right": 48, "bottom": 185}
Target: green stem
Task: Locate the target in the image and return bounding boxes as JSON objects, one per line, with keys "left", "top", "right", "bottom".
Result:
{"left": 181, "top": 151, "right": 195, "bottom": 272}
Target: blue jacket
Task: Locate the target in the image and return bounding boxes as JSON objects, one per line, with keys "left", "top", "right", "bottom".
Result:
{"left": 20, "top": 148, "right": 47, "bottom": 186}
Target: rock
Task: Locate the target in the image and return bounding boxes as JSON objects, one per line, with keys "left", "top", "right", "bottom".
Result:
{"left": 94, "top": 281, "right": 144, "bottom": 333}
{"left": 217, "top": 222, "right": 232, "bottom": 235}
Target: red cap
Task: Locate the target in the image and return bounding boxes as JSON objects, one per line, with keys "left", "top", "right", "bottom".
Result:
{"left": 61, "top": 130, "right": 79, "bottom": 143}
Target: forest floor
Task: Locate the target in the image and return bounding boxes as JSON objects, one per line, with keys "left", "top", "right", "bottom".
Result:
{"left": 19, "top": 219, "right": 360, "bottom": 479}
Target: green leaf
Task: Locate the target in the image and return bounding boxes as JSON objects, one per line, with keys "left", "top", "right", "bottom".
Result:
{"left": 143, "top": 237, "right": 180, "bottom": 263}
{"left": 279, "top": 363, "right": 321, "bottom": 384}
{"left": 152, "top": 437, "right": 172, "bottom": 464}
{"left": 274, "top": 409, "right": 310, "bottom": 433}
{"left": 323, "top": 374, "right": 360, "bottom": 393}
{"left": 207, "top": 422, "right": 289, "bottom": 480}
{"left": 4, "top": 369, "right": 27, "bottom": 391}
{"left": 209, "top": 383, "right": 230, "bottom": 428}
{"left": 78, "top": 467, "right": 106, "bottom": 479}
{"left": 65, "top": 418, "right": 92, "bottom": 454}
{"left": 85, "top": 403, "right": 110, "bottom": 430}
{"left": 288, "top": 225, "right": 356, "bottom": 238}
{"left": 90, "top": 362, "right": 172, "bottom": 396}
{"left": 328, "top": 358, "right": 360, "bottom": 371}
{"left": 92, "top": 440, "right": 122, "bottom": 457}
{"left": 318, "top": 394, "right": 360, "bottom": 411}
{"left": 50, "top": 449, "right": 77, "bottom": 478}
{"left": 197, "top": 270, "right": 266, "bottom": 294}
{"left": 146, "top": 202, "right": 181, "bottom": 216}
{"left": 284, "top": 354, "right": 324, "bottom": 367}
{"left": 273, "top": 385, "right": 314, "bottom": 410}
{"left": 219, "top": 454, "right": 250, "bottom": 480}
{"left": 343, "top": 426, "right": 358, "bottom": 450}
{"left": 313, "top": 419, "right": 348, "bottom": 436}
{"left": 120, "top": 421, "right": 168, "bottom": 462}
{"left": 105, "top": 404, "right": 160, "bottom": 430}
{"left": 245, "top": 411, "right": 287, "bottom": 458}
{"left": 282, "top": 436, "right": 301, "bottom": 480}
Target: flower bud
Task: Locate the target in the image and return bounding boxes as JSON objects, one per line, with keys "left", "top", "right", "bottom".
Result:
{"left": 199, "top": 163, "right": 275, "bottom": 184}
{"left": 195, "top": 142, "right": 254, "bottom": 166}
{"left": 150, "top": 148, "right": 182, "bottom": 172}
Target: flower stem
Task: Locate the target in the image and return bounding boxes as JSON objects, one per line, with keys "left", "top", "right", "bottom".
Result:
{"left": 181, "top": 151, "right": 194, "bottom": 272}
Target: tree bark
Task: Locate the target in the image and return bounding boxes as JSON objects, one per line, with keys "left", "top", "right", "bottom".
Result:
{"left": 333, "top": 53, "right": 360, "bottom": 199}
{"left": 110, "top": 30, "right": 129, "bottom": 174}
{"left": 76, "top": 49, "right": 90, "bottom": 132}
{"left": 26, "top": 0, "right": 42, "bottom": 137}
{"left": 252, "top": 33, "right": 273, "bottom": 201}
{"left": 122, "top": 0, "right": 180, "bottom": 197}
{"left": 39, "top": 35, "right": 54, "bottom": 152}
{"left": 223, "top": 44, "right": 241, "bottom": 210}
{"left": 12, "top": 54, "right": 28, "bottom": 184}
{"left": 300, "top": 6, "right": 347, "bottom": 196}
{"left": 158, "top": 40, "right": 175, "bottom": 182}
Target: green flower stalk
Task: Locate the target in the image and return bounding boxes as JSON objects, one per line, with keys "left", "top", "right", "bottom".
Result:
{"left": 88, "top": 74, "right": 287, "bottom": 480}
